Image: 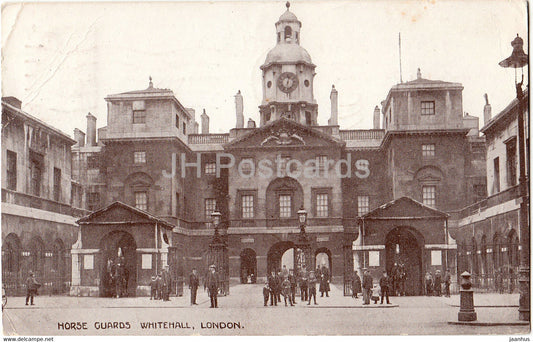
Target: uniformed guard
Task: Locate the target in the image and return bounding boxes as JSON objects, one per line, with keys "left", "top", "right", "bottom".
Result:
{"left": 205, "top": 264, "right": 219, "bottom": 308}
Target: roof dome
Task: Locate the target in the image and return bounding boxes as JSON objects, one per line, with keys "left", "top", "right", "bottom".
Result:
{"left": 279, "top": 10, "right": 298, "bottom": 22}
{"left": 264, "top": 44, "right": 312, "bottom": 65}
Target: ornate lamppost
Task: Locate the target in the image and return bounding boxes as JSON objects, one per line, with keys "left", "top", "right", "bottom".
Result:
{"left": 499, "top": 34, "right": 529, "bottom": 321}
{"left": 295, "top": 206, "right": 311, "bottom": 273}
{"left": 208, "top": 211, "right": 229, "bottom": 295}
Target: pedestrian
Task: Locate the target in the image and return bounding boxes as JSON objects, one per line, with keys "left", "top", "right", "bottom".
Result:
{"left": 155, "top": 273, "right": 162, "bottom": 300}
{"left": 362, "top": 270, "right": 373, "bottom": 305}
{"left": 288, "top": 269, "right": 297, "bottom": 304}
{"left": 379, "top": 271, "right": 391, "bottom": 304}
{"left": 150, "top": 275, "right": 157, "bottom": 300}
{"left": 351, "top": 270, "right": 362, "bottom": 299}
{"left": 434, "top": 270, "right": 442, "bottom": 296}
{"left": 205, "top": 264, "right": 219, "bottom": 308}
{"left": 282, "top": 277, "right": 294, "bottom": 306}
{"left": 425, "top": 272, "right": 433, "bottom": 296}
{"left": 189, "top": 268, "right": 199, "bottom": 305}
{"left": 299, "top": 266, "right": 308, "bottom": 302}
{"left": 268, "top": 270, "right": 278, "bottom": 306}
{"left": 281, "top": 265, "right": 289, "bottom": 279}
{"left": 25, "top": 271, "right": 40, "bottom": 306}
{"left": 371, "top": 284, "right": 381, "bottom": 304}
{"left": 263, "top": 281, "right": 270, "bottom": 306}
{"left": 161, "top": 266, "right": 171, "bottom": 301}
{"left": 397, "top": 263, "right": 406, "bottom": 296}
{"left": 276, "top": 271, "right": 282, "bottom": 302}
{"left": 444, "top": 269, "right": 451, "bottom": 297}
{"left": 307, "top": 271, "right": 318, "bottom": 305}
{"left": 319, "top": 266, "right": 330, "bottom": 297}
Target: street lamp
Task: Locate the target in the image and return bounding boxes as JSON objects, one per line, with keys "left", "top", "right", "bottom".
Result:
{"left": 295, "top": 206, "right": 310, "bottom": 274}
{"left": 297, "top": 206, "right": 308, "bottom": 234}
{"left": 211, "top": 211, "right": 222, "bottom": 239}
{"left": 499, "top": 34, "right": 529, "bottom": 321}
{"left": 208, "top": 210, "right": 228, "bottom": 295}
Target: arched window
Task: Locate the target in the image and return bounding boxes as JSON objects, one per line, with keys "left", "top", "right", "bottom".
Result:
{"left": 284, "top": 26, "right": 292, "bottom": 40}
{"left": 29, "top": 237, "right": 45, "bottom": 277}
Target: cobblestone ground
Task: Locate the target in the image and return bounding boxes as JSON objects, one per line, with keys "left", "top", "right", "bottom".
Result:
{"left": 2, "top": 284, "right": 530, "bottom": 336}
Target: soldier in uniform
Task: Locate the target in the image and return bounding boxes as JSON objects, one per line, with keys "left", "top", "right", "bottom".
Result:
{"left": 299, "top": 266, "right": 308, "bottom": 302}
{"left": 319, "top": 266, "right": 330, "bottom": 297}
{"left": 189, "top": 268, "right": 199, "bottom": 305}
{"left": 288, "top": 269, "right": 297, "bottom": 304}
{"left": 161, "top": 266, "right": 171, "bottom": 301}
{"left": 351, "top": 270, "right": 362, "bottom": 299}
{"left": 362, "top": 269, "right": 373, "bottom": 305}
{"left": 379, "top": 271, "right": 391, "bottom": 304}
{"left": 444, "top": 269, "right": 452, "bottom": 297}
{"left": 267, "top": 270, "right": 278, "bottom": 306}
{"left": 307, "top": 271, "right": 318, "bottom": 305}
{"left": 434, "top": 270, "right": 442, "bottom": 296}
{"left": 397, "top": 263, "right": 406, "bottom": 296}
{"left": 25, "top": 271, "right": 41, "bottom": 306}
{"left": 205, "top": 264, "right": 219, "bottom": 308}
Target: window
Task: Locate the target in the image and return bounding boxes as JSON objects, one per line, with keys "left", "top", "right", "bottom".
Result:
{"left": 87, "top": 192, "right": 100, "bottom": 211}
{"left": 205, "top": 198, "right": 216, "bottom": 221}
{"left": 29, "top": 153, "right": 43, "bottom": 197}
{"left": 241, "top": 195, "right": 254, "bottom": 219}
{"left": 422, "top": 144, "right": 435, "bottom": 157}
{"left": 284, "top": 26, "right": 292, "bottom": 40}
{"left": 431, "top": 250, "right": 442, "bottom": 266}
{"left": 134, "top": 191, "right": 147, "bottom": 211}
{"left": 175, "top": 192, "right": 180, "bottom": 217}
{"left": 134, "top": 151, "right": 146, "bottom": 164}
{"left": 317, "top": 155, "right": 328, "bottom": 171}
{"left": 493, "top": 157, "right": 500, "bottom": 193}
{"left": 421, "top": 101, "right": 435, "bottom": 115}
{"left": 53, "top": 168, "right": 61, "bottom": 202}
{"left": 357, "top": 196, "right": 369, "bottom": 216}
{"left": 305, "top": 111, "right": 312, "bottom": 125}
{"left": 132, "top": 110, "right": 146, "bottom": 124}
{"left": 175, "top": 114, "right": 179, "bottom": 129}
{"left": 279, "top": 195, "right": 291, "bottom": 218}
{"left": 6, "top": 150, "right": 16, "bottom": 191}
{"left": 422, "top": 186, "right": 436, "bottom": 208}
{"left": 316, "top": 193, "right": 329, "bottom": 217}
{"left": 506, "top": 139, "right": 517, "bottom": 187}
{"left": 239, "top": 158, "right": 254, "bottom": 176}
{"left": 205, "top": 162, "right": 216, "bottom": 175}
{"left": 182, "top": 122, "right": 187, "bottom": 135}
{"left": 87, "top": 155, "right": 99, "bottom": 169}
{"left": 278, "top": 155, "right": 291, "bottom": 176}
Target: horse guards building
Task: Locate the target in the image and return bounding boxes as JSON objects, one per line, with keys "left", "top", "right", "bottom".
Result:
{"left": 1, "top": 4, "right": 528, "bottom": 297}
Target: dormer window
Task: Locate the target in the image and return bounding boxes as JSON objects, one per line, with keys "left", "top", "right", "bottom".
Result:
{"left": 421, "top": 101, "right": 435, "bottom": 115}
{"left": 284, "top": 26, "right": 292, "bottom": 40}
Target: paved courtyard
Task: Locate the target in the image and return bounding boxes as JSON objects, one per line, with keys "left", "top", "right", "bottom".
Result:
{"left": 2, "top": 283, "right": 529, "bottom": 336}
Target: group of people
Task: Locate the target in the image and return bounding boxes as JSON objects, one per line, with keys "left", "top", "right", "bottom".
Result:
{"left": 263, "top": 265, "right": 331, "bottom": 307}
{"left": 495, "top": 268, "right": 516, "bottom": 294}
{"left": 424, "top": 269, "right": 452, "bottom": 297}
{"left": 187, "top": 265, "right": 220, "bottom": 308}
{"left": 351, "top": 270, "right": 392, "bottom": 305}
{"left": 149, "top": 266, "right": 172, "bottom": 301}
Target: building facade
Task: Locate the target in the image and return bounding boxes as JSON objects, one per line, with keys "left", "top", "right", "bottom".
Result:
{"left": 67, "top": 4, "right": 487, "bottom": 296}
{"left": 1, "top": 97, "right": 87, "bottom": 296}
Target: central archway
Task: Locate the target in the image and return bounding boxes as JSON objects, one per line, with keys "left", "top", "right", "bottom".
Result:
{"left": 267, "top": 241, "right": 295, "bottom": 274}
{"left": 99, "top": 231, "right": 137, "bottom": 297}
{"left": 385, "top": 227, "right": 424, "bottom": 296}
{"left": 240, "top": 248, "right": 257, "bottom": 284}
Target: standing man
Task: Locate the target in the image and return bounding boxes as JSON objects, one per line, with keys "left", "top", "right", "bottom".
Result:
{"left": 161, "top": 266, "right": 171, "bottom": 301}
{"left": 299, "top": 266, "right": 308, "bottom": 302}
{"left": 288, "top": 269, "right": 297, "bottom": 304}
{"left": 434, "top": 270, "right": 442, "bottom": 296}
{"left": 281, "top": 265, "right": 289, "bottom": 279}
{"left": 390, "top": 263, "right": 398, "bottom": 296}
{"left": 379, "top": 271, "right": 391, "bottom": 305}
{"left": 205, "top": 265, "right": 219, "bottom": 308}
{"left": 362, "top": 269, "right": 373, "bottom": 305}
{"left": 444, "top": 269, "right": 452, "bottom": 297}
{"left": 25, "top": 271, "right": 40, "bottom": 306}
{"left": 189, "top": 268, "right": 199, "bottom": 305}
{"left": 267, "top": 270, "right": 278, "bottom": 306}
{"left": 351, "top": 270, "right": 362, "bottom": 299}
{"left": 307, "top": 271, "right": 318, "bottom": 305}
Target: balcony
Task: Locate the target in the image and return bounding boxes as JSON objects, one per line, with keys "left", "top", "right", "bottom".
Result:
{"left": 339, "top": 129, "right": 385, "bottom": 141}
{"left": 454, "top": 184, "right": 522, "bottom": 219}
{"left": 2, "top": 188, "right": 89, "bottom": 218}
{"left": 188, "top": 134, "right": 229, "bottom": 144}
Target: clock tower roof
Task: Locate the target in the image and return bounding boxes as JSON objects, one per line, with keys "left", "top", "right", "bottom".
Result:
{"left": 263, "top": 43, "right": 313, "bottom": 67}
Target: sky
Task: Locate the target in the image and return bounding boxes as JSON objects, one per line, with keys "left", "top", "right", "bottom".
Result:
{"left": 1, "top": 0, "right": 529, "bottom": 137}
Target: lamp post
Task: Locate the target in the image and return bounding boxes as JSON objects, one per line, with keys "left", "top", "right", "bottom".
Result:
{"left": 295, "top": 206, "right": 311, "bottom": 273}
{"left": 208, "top": 211, "right": 229, "bottom": 295}
{"left": 499, "top": 34, "right": 529, "bottom": 321}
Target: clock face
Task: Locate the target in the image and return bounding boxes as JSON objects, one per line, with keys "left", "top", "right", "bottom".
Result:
{"left": 277, "top": 72, "right": 299, "bottom": 93}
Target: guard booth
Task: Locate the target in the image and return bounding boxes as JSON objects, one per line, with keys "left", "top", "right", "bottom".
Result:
{"left": 71, "top": 201, "right": 175, "bottom": 297}
{"left": 168, "top": 246, "right": 184, "bottom": 296}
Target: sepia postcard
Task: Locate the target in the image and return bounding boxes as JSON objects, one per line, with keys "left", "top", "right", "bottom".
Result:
{"left": 0, "top": 0, "right": 530, "bottom": 338}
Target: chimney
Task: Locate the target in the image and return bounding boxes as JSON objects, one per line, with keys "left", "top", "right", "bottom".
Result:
{"left": 247, "top": 118, "right": 256, "bottom": 128}
{"left": 483, "top": 93, "right": 492, "bottom": 124}
{"left": 329, "top": 85, "right": 338, "bottom": 125}
{"left": 73, "top": 128, "right": 85, "bottom": 147}
{"left": 201, "top": 109, "right": 209, "bottom": 134}
{"left": 373, "top": 105, "right": 381, "bottom": 129}
{"left": 235, "top": 90, "right": 244, "bottom": 128}
{"left": 86, "top": 113, "right": 97, "bottom": 146}
{"left": 417, "top": 68, "right": 422, "bottom": 79}
{"left": 2, "top": 96, "right": 22, "bottom": 109}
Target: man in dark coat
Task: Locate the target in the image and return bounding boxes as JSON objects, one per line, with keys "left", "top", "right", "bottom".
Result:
{"left": 307, "top": 271, "right": 318, "bottom": 305}
{"left": 288, "top": 269, "right": 297, "bottom": 304}
{"left": 25, "top": 271, "right": 40, "bottom": 306}
{"left": 444, "top": 269, "right": 452, "bottom": 297}
{"left": 434, "top": 270, "right": 442, "bottom": 296}
{"left": 379, "top": 271, "right": 391, "bottom": 304}
{"left": 205, "top": 265, "right": 219, "bottom": 308}
{"left": 267, "top": 271, "right": 278, "bottom": 306}
{"left": 351, "top": 270, "right": 362, "bottom": 298}
{"left": 319, "top": 266, "right": 330, "bottom": 297}
{"left": 189, "top": 268, "right": 199, "bottom": 305}
{"left": 161, "top": 267, "right": 171, "bottom": 301}
{"left": 362, "top": 270, "right": 373, "bottom": 305}
{"left": 299, "top": 266, "right": 308, "bottom": 302}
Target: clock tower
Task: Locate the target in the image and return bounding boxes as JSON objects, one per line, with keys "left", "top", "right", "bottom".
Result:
{"left": 259, "top": 2, "right": 318, "bottom": 127}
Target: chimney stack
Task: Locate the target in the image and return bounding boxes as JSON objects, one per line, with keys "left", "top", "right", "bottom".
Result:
{"left": 247, "top": 118, "right": 256, "bottom": 128}
{"left": 483, "top": 93, "right": 492, "bottom": 125}
{"left": 73, "top": 128, "right": 85, "bottom": 147}
{"left": 86, "top": 113, "right": 97, "bottom": 146}
{"left": 201, "top": 109, "right": 209, "bottom": 134}
{"left": 417, "top": 68, "right": 422, "bottom": 79}
{"left": 329, "top": 85, "right": 338, "bottom": 126}
{"left": 235, "top": 90, "right": 244, "bottom": 128}
{"left": 373, "top": 105, "right": 381, "bottom": 129}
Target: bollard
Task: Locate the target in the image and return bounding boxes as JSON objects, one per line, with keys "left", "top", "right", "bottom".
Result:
{"left": 458, "top": 271, "right": 477, "bottom": 321}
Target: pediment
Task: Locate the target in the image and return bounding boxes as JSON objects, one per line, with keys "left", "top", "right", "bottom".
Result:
{"left": 77, "top": 201, "right": 174, "bottom": 229}
{"left": 225, "top": 118, "right": 344, "bottom": 149}
{"left": 362, "top": 197, "right": 448, "bottom": 219}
